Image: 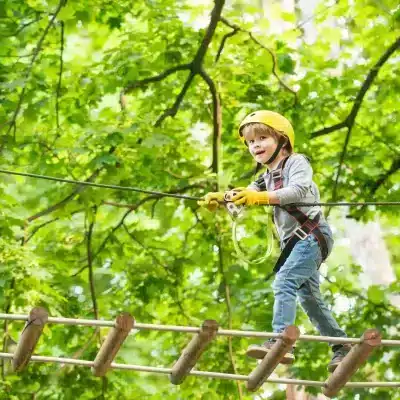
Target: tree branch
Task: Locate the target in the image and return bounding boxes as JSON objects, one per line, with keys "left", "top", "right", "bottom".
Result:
{"left": 122, "top": 0, "right": 225, "bottom": 127}
{"left": 154, "top": 71, "right": 196, "bottom": 127}
{"left": 4, "top": 0, "right": 66, "bottom": 137}
{"left": 72, "top": 207, "right": 133, "bottom": 277}
{"left": 192, "top": 0, "right": 225, "bottom": 69}
{"left": 191, "top": 207, "right": 208, "bottom": 231}
{"left": 55, "top": 21, "right": 64, "bottom": 135}
{"left": 26, "top": 169, "right": 102, "bottom": 222}
{"left": 311, "top": 36, "right": 400, "bottom": 138}
{"left": 122, "top": 63, "right": 192, "bottom": 96}
{"left": 346, "top": 36, "right": 400, "bottom": 128}
{"left": 249, "top": 32, "right": 298, "bottom": 103}
{"left": 215, "top": 27, "right": 239, "bottom": 63}
{"left": 369, "top": 156, "right": 400, "bottom": 195}
{"left": 294, "top": 3, "right": 336, "bottom": 31}
{"left": 24, "top": 218, "right": 59, "bottom": 244}
{"left": 25, "top": 209, "right": 84, "bottom": 244}
{"left": 75, "top": 179, "right": 206, "bottom": 277}
{"left": 71, "top": 183, "right": 206, "bottom": 277}
{"left": 331, "top": 124, "right": 354, "bottom": 203}
{"left": 58, "top": 328, "right": 99, "bottom": 371}
{"left": 182, "top": 221, "right": 199, "bottom": 252}
{"left": 0, "top": 120, "right": 13, "bottom": 130}
{"left": 320, "top": 36, "right": 400, "bottom": 206}
{"left": 198, "top": 68, "right": 222, "bottom": 174}
{"left": 26, "top": 143, "right": 119, "bottom": 223}
{"left": 86, "top": 209, "right": 99, "bottom": 322}
{"left": 0, "top": 15, "right": 42, "bottom": 38}
{"left": 122, "top": 224, "right": 171, "bottom": 273}
{"left": 154, "top": 0, "right": 225, "bottom": 129}
{"left": 309, "top": 121, "right": 348, "bottom": 138}
{"left": 219, "top": 17, "right": 297, "bottom": 101}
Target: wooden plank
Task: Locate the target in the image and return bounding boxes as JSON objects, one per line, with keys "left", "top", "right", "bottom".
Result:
{"left": 247, "top": 325, "right": 300, "bottom": 392}
{"left": 12, "top": 307, "right": 48, "bottom": 372}
{"left": 170, "top": 320, "right": 219, "bottom": 385}
{"left": 323, "top": 329, "right": 381, "bottom": 398}
{"left": 92, "top": 313, "right": 134, "bottom": 377}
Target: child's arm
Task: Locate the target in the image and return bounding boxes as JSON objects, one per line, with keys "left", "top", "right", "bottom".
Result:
{"left": 266, "top": 191, "right": 280, "bottom": 204}
{"left": 273, "top": 155, "right": 313, "bottom": 205}
{"left": 233, "top": 156, "right": 311, "bottom": 206}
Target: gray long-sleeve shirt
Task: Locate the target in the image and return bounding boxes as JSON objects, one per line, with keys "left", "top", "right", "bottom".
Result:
{"left": 248, "top": 154, "right": 331, "bottom": 244}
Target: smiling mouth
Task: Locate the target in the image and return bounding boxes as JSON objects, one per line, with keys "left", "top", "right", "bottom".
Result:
{"left": 255, "top": 150, "right": 265, "bottom": 156}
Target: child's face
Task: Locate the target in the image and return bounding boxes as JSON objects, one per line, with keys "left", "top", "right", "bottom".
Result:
{"left": 243, "top": 130, "right": 278, "bottom": 164}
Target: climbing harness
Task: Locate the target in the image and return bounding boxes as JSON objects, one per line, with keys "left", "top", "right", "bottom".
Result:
{"left": 224, "top": 189, "right": 274, "bottom": 264}
{"left": 271, "top": 156, "right": 328, "bottom": 274}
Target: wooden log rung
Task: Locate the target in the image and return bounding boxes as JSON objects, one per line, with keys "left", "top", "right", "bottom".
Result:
{"left": 92, "top": 313, "right": 135, "bottom": 377}
{"left": 247, "top": 325, "right": 300, "bottom": 392}
{"left": 323, "top": 328, "right": 381, "bottom": 398}
{"left": 12, "top": 307, "right": 48, "bottom": 372}
{"left": 170, "top": 319, "right": 219, "bottom": 385}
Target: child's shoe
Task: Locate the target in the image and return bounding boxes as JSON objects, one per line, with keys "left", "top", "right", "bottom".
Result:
{"left": 327, "top": 344, "right": 352, "bottom": 372}
{"left": 246, "top": 339, "right": 295, "bottom": 364}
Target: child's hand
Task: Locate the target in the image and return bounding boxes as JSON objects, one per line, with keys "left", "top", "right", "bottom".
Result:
{"left": 198, "top": 192, "right": 225, "bottom": 211}
{"left": 231, "top": 190, "right": 270, "bottom": 206}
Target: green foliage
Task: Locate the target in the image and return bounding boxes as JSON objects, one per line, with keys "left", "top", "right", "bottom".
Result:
{"left": 0, "top": 0, "right": 399, "bottom": 399}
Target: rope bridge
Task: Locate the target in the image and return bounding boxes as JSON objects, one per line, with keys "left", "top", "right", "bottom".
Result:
{"left": 1, "top": 308, "right": 399, "bottom": 398}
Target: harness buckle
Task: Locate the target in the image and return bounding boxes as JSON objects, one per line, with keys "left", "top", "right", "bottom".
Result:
{"left": 293, "top": 226, "right": 308, "bottom": 240}
{"left": 271, "top": 169, "right": 282, "bottom": 180}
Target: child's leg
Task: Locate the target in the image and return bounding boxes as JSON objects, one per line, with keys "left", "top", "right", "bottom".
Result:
{"left": 298, "top": 270, "right": 350, "bottom": 372}
{"left": 272, "top": 235, "right": 321, "bottom": 333}
{"left": 297, "top": 271, "right": 346, "bottom": 338}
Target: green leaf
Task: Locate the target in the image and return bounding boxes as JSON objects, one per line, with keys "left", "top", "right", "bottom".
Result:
{"left": 141, "top": 133, "right": 173, "bottom": 148}
{"left": 57, "top": 3, "right": 76, "bottom": 21}
{"left": 277, "top": 53, "right": 295, "bottom": 74}
{"left": 367, "top": 286, "right": 385, "bottom": 303}
{"left": 92, "top": 154, "right": 119, "bottom": 168}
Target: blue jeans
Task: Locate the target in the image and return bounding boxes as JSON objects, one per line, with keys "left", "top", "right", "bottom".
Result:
{"left": 272, "top": 227, "right": 347, "bottom": 342}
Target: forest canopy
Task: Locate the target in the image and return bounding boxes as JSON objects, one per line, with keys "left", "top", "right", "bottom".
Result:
{"left": 0, "top": 0, "right": 399, "bottom": 399}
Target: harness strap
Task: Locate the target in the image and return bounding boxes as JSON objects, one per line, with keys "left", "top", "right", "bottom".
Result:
{"left": 270, "top": 156, "right": 329, "bottom": 275}
{"left": 265, "top": 135, "right": 286, "bottom": 165}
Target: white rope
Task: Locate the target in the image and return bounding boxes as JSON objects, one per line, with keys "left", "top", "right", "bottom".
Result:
{"left": 1, "top": 313, "right": 399, "bottom": 346}
{"left": 0, "top": 353, "right": 398, "bottom": 388}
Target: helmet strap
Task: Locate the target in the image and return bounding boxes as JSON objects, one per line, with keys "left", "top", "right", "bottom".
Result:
{"left": 265, "top": 136, "right": 286, "bottom": 165}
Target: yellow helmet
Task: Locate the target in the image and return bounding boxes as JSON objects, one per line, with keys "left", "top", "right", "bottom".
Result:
{"left": 238, "top": 110, "right": 295, "bottom": 149}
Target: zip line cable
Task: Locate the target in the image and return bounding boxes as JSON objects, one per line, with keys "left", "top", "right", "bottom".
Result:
{"left": 0, "top": 168, "right": 399, "bottom": 207}
{"left": 0, "top": 168, "right": 201, "bottom": 201}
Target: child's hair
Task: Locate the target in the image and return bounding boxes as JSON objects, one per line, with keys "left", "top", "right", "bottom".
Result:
{"left": 241, "top": 123, "right": 293, "bottom": 154}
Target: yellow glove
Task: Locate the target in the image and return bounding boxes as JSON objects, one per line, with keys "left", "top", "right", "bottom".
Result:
{"left": 198, "top": 191, "right": 225, "bottom": 212}
{"left": 231, "top": 190, "right": 270, "bottom": 206}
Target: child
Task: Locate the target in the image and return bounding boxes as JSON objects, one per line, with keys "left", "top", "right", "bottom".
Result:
{"left": 199, "top": 110, "right": 350, "bottom": 372}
